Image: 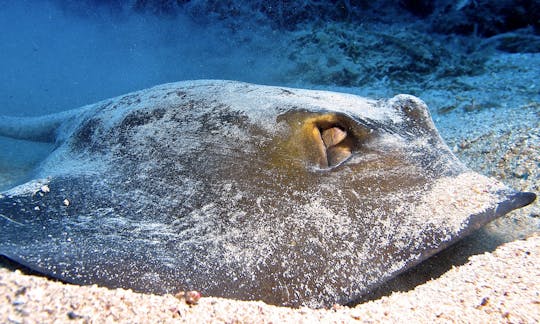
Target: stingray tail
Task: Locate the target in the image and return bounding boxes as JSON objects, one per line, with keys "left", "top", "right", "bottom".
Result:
{"left": 0, "top": 108, "right": 87, "bottom": 143}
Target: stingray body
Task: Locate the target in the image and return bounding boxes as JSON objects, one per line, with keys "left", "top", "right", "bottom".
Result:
{"left": 0, "top": 80, "right": 535, "bottom": 307}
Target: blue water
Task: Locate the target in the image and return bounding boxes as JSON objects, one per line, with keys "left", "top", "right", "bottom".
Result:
{"left": 0, "top": 1, "right": 285, "bottom": 116}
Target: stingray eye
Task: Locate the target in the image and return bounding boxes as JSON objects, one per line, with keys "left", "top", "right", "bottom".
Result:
{"left": 321, "top": 127, "right": 347, "bottom": 148}
{"left": 276, "top": 111, "right": 364, "bottom": 170}
{"left": 317, "top": 126, "right": 353, "bottom": 168}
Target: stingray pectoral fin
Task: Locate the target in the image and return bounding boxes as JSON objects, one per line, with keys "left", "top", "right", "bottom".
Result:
{"left": 0, "top": 175, "right": 188, "bottom": 293}
{"left": 495, "top": 190, "right": 536, "bottom": 217}
{"left": 464, "top": 190, "right": 536, "bottom": 235}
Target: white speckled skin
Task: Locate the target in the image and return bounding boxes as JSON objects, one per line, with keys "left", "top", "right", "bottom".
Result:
{"left": 0, "top": 80, "right": 535, "bottom": 307}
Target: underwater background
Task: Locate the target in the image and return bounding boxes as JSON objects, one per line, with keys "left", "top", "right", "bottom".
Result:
{"left": 0, "top": 0, "right": 539, "bottom": 254}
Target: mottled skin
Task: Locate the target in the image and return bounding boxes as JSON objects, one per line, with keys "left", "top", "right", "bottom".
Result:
{"left": 0, "top": 80, "right": 535, "bottom": 307}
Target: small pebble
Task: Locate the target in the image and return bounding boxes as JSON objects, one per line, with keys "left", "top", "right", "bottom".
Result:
{"left": 14, "top": 287, "right": 27, "bottom": 296}
{"left": 175, "top": 290, "right": 201, "bottom": 305}
{"left": 41, "top": 185, "right": 50, "bottom": 193}
{"left": 12, "top": 299, "right": 25, "bottom": 306}
{"left": 479, "top": 296, "right": 490, "bottom": 307}
{"left": 67, "top": 311, "right": 84, "bottom": 320}
{"left": 185, "top": 291, "right": 202, "bottom": 305}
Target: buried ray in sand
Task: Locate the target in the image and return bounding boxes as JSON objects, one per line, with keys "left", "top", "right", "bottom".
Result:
{"left": 0, "top": 80, "right": 535, "bottom": 308}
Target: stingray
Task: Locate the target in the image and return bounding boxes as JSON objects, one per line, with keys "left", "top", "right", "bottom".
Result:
{"left": 0, "top": 80, "right": 535, "bottom": 307}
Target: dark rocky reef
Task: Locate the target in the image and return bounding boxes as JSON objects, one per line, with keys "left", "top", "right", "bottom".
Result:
{"left": 429, "top": 0, "right": 539, "bottom": 37}
{"left": 53, "top": 0, "right": 540, "bottom": 53}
